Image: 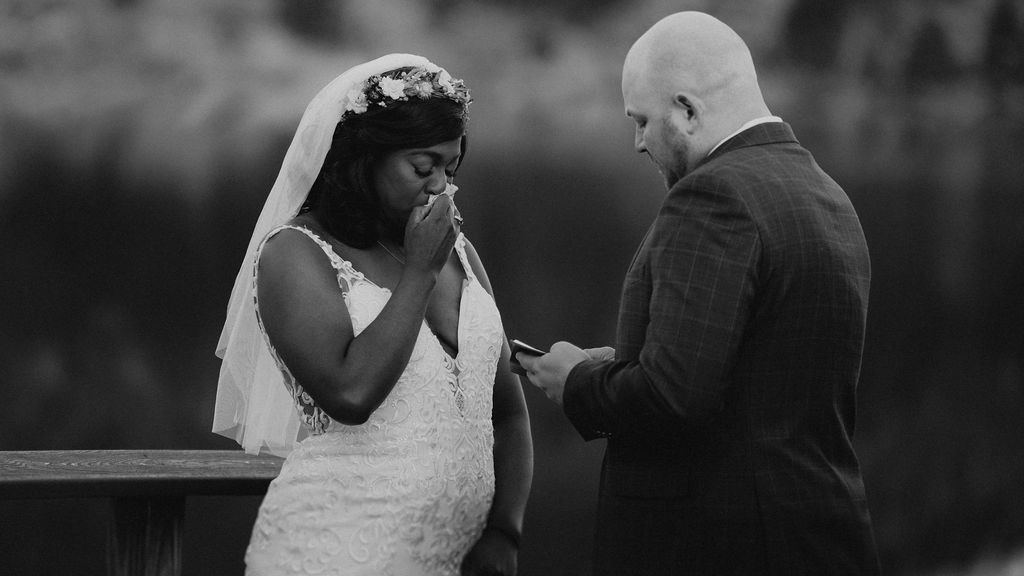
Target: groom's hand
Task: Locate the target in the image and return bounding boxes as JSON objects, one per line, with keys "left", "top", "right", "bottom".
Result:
{"left": 517, "top": 341, "right": 589, "bottom": 406}
{"left": 584, "top": 346, "right": 615, "bottom": 361}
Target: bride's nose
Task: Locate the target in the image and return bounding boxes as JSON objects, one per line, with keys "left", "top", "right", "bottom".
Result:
{"left": 425, "top": 171, "right": 448, "bottom": 196}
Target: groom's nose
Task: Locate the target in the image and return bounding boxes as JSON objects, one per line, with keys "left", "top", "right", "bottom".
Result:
{"left": 634, "top": 126, "right": 647, "bottom": 153}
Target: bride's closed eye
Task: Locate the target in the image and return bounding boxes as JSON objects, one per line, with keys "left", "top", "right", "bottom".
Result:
{"left": 413, "top": 164, "right": 457, "bottom": 180}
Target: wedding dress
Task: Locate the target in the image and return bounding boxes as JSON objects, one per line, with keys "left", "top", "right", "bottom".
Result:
{"left": 244, "top": 225, "right": 501, "bottom": 576}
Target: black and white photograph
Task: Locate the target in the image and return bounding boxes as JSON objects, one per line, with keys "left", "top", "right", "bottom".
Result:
{"left": 2, "top": 1, "right": 1023, "bottom": 575}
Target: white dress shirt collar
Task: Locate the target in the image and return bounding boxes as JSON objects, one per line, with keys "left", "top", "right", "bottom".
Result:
{"left": 707, "top": 115, "right": 783, "bottom": 158}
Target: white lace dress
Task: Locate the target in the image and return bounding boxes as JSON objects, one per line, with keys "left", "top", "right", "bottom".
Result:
{"left": 245, "top": 225, "right": 502, "bottom": 576}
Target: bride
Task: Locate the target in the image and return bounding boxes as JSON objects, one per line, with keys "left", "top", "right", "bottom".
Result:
{"left": 213, "top": 54, "right": 533, "bottom": 576}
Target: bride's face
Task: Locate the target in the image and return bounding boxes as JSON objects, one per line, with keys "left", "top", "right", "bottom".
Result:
{"left": 373, "top": 137, "right": 462, "bottom": 218}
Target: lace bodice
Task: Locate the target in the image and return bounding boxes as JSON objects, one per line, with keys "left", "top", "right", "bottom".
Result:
{"left": 246, "top": 225, "right": 504, "bottom": 576}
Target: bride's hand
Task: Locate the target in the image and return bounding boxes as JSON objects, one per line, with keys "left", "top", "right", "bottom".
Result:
{"left": 403, "top": 193, "right": 460, "bottom": 276}
{"left": 460, "top": 527, "right": 517, "bottom": 576}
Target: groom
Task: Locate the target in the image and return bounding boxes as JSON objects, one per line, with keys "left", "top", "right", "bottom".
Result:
{"left": 519, "top": 11, "right": 881, "bottom": 575}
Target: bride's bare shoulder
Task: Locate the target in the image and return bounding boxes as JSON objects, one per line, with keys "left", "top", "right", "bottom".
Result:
{"left": 258, "top": 227, "right": 333, "bottom": 284}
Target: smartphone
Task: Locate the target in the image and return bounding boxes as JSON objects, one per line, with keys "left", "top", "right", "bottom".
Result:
{"left": 509, "top": 339, "right": 546, "bottom": 376}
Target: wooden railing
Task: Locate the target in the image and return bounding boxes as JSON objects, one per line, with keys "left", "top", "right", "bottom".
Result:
{"left": 0, "top": 450, "right": 283, "bottom": 576}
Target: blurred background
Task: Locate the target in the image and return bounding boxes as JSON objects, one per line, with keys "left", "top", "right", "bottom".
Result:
{"left": 2, "top": 0, "right": 1023, "bottom": 574}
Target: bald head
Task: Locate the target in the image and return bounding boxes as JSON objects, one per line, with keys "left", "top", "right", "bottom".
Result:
{"left": 623, "top": 12, "right": 769, "bottom": 163}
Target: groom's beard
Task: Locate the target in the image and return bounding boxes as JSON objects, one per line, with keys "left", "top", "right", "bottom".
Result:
{"left": 646, "top": 153, "right": 670, "bottom": 188}
{"left": 649, "top": 121, "right": 690, "bottom": 190}
{"left": 648, "top": 150, "right": 686, "bottom": 190}
{"left": 666, "top": 126, "right": 692, "bottom": 188}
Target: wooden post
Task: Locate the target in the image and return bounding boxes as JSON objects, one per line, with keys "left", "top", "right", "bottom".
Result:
{"left": 107, "top": 496, "right": 185, "bottom": 576}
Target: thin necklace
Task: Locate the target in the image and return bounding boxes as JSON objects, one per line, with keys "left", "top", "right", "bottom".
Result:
{"left": 377, "top": 240, "right": 405, "bottom": 265}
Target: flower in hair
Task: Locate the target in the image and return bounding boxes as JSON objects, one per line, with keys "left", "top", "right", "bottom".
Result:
{"left": 413, "top": 80, "right": 433, "bottom": 98}
{"left": 342, "top": 65, "right": 471, "bottom": 118}
{"left": 344, "top": 88, "right": 368, "bottom": 114}
{"left": 437, "top": 70, "right": 455, "bottom": 95}
{"left": 378, "top": 77, "right": 407, "bottom": 100}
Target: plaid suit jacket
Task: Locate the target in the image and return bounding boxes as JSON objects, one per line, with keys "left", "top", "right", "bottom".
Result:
{"left": 564, "top": 122, "right": 880, "bottom": 575}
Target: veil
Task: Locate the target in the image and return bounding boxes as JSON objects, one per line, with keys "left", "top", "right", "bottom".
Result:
{"left": 212, "top": 54, "right": 434, "bottom": 456}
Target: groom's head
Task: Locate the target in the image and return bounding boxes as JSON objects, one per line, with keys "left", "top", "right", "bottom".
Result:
{"left": 622, "top": 11, "right": 770, "bottom": 188}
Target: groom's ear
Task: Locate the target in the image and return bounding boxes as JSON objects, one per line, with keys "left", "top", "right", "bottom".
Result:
{"left": 672, "top": 92, "right": 702, "bottom": 134}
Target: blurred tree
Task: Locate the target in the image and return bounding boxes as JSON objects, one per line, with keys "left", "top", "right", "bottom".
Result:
{"left": 423, "top": 0, "right": 467, "bottom": 22}
{"left": 862, "top": 47, "right": 889, "bottom": 88}
{"left": 276, "top": 0, "right": 346, "bottom": 45}
{"left": 983, "top": 0, "right": 1024, "bottom": 87}
{"left": 904, "top": 19, "right": 961, "bottom": 91}
{"left": 783, "top": 0, "right": 852, "bottom": 69}
{"left": 484, "top": 0, "right": 624, "bottom": 22}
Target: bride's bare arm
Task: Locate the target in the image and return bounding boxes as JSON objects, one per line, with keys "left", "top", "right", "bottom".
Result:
{"left": 461, "top": 239, "right": 534, "bottom": 574}
{"left": 256, "top": 200, "right": 457, "bottom": 425}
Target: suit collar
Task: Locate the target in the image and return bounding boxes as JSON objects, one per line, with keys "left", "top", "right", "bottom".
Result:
{"left": 707, "top": 116, "right": 783, "bottom": 157}
{"left": 697, "top": 121, "right": 799, "bottom": 169}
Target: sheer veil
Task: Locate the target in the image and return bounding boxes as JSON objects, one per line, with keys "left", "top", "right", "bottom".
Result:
{"left": 212, "top": 54, "right": 434, "bottom": 456}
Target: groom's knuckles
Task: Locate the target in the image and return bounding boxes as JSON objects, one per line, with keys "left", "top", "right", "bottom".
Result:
{"left": 550, "top": 341, "right": 572, "bottom": 354}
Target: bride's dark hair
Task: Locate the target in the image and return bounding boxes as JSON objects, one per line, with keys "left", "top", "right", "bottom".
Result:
{"left": 302, "top": 72, "right": 468, "bottom": 249}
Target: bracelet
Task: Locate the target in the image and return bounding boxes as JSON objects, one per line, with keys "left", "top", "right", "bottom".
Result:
{"left": 484, "top": 524, "right": 521, "bottom": 549}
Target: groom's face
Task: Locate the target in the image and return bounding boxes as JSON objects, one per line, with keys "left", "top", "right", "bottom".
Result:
{"left": 623, "top": 71, "right": 689, "bottom": 189}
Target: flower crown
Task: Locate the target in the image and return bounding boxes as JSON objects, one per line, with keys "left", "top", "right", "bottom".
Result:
{"left": 343, "top": 64, "right": 472, "bottom": 117}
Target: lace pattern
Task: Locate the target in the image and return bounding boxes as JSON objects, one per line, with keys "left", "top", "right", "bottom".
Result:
{"left": 246, "top": 225, "right": 502, "bottom": 576}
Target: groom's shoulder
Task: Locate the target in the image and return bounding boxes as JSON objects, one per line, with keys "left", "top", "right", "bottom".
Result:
{"left": 661, "top": 165, "right": 757, "bottom": 222}
{"left": 666, "top": 152, "right": 815, "bottom": 224}
{"left": 671, "top": 154, "right": 767, "bottom": 202}
{"left": 698, "top": 143, "right": 821, "bottom": 193}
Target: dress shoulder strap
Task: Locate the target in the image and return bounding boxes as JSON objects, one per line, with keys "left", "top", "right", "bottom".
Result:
{"left": 258, "top": 224, "right": 368, "bottom": 288}
{"left": 453, "top": 232, "right": 476, "bottom": 283}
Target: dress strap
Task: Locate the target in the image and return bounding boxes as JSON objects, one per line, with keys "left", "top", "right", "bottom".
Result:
{"left": 453, "top": 233, "right": 476, "bottom": 283}
{"left": 257, "top": 224, "right": 370, "bottom": 289}
{"left": 250, "top": 224, "right": 336, "bottom": 437}
{"left": 262, "top": 225, "right": 343, "bottom": 268}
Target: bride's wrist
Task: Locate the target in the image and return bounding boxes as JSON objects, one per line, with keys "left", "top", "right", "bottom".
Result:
{"left": 483, "top": 524, "right": 521, "bottom": 550}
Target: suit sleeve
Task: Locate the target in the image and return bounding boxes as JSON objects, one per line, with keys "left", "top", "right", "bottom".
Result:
{"left": 563, "top": 176, "right": 761, "bottom": 438}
